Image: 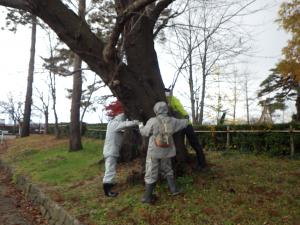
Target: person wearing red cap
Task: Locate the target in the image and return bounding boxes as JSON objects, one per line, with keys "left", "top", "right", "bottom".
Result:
{"left": 102, "top": 100, "right": 139, "bottom": 197}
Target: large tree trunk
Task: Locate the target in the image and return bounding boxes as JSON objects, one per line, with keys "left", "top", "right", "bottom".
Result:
{"left": 120, "top": 15, "right": 166, "bottom": 118}
{"left": 115, "top": 7, "right": 191, "bottom": 168}
{"left": 119, "top": 128, "right": 143, "bottom": 162}
{"left": 69, "top": 54, "right": 83, "bottom": 151}
{"left": 21, "top": 15, "right": 36, "bottom": 137}
{"left": 115, "top": 11, "right": 167, "bottom": 162}
{"left": 69, "top": 0, "right": 85, "bottom": 151}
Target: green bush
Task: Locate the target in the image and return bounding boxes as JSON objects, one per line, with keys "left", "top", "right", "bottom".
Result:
{"left": 194, "top": 123, "right": 300, "bottom": 156}
{"left": 48, "top": 123, "right": 69, "bottom": 137}
{"left": 85, "top": 123, "right": 107, "bottom": 140}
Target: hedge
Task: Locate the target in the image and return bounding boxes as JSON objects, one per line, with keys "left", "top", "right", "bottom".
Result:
{"left": 46, "top": 122, "right": 300, "bottom": 156}
{"left": 193, "top": 123, "right": 300, "bottom": 156}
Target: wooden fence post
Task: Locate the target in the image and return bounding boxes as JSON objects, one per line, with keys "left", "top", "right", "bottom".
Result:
{"left": 290, "top": 125, "right": 295, "bottom": 158}
{"left": 226, "top": 125, "right": 230, "bottom": 150}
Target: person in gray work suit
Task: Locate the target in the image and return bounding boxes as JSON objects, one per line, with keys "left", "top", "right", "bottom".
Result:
{"left": 139, "top": 101, "right": 188, "bottom": 203}
{"left": 102, "top": 112, "right": 138, "bottom": 197}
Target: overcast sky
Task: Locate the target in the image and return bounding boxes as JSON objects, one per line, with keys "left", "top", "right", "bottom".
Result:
{"left": 0, "top": 0, "right": 293, "bottom": 124}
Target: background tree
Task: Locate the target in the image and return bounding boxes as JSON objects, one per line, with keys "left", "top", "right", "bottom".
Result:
{"left": 0, "top": 93, "right": 23, "bottom": 134}
{"left": 32, "top": 87, "right": 50, "bottom": 134}
{"left": 168, "top": 0, "right": 256, "bottom": 124}
{"left": 4, "top": 10, "right": 38, "bottom": 137}
{"left": 49, "top": 66, "right": 60, "bottom": 138}
{"left": 276, "top": 0, "right": 300, "bottom": 81}
{"left": 42, "top": 32, "right": 64, "bottom": 139}
{"left": 21, "top": 15, "right": 37, "bottom": 137}
{"left": 80, "top": 77, "right": 106, "bottom": 124}
{"left": 258, "top": 68, "right": 299, "bottom": 122}
{"left": 273, "top": 0, "right": 300, "bottom": 121}
{"left": 66, "top": 75, "right": 107, "bottom": 125}
{"left": 258, "top": 98, "right": 286, "bottom": 122}
{"left": 205, "top": 69, "right": 227, "bottom": 124}
{"left": 243, "top": 71, "right": 252, "bottom": 124}
{"left": 225, "top": 68, "right": 245, "bottom": 123}
{"left": 69, "top": 0, "right": 86, "bottom": 151}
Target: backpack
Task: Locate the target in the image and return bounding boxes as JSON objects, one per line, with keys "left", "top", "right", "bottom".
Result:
{"left": 154, "top": 117, "right": 173, "bottom": 148}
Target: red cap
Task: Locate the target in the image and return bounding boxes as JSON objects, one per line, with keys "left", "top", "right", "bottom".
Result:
{"left": 105, "top": 100, "right": 124, "bottom": 117}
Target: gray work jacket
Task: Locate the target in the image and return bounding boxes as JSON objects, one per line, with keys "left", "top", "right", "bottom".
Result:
{"left": 140, "top": 101, "right": 188, "bottom": 159}
{"left": 103, "top": 113, "right": 138, "bottom": 158}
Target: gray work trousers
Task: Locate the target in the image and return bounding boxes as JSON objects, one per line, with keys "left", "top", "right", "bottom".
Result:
{"left": 144, "top": 155, "right": 174, "bottom": 184}
{"left": 103, "top": 156, "right": 118, "bottom": 184}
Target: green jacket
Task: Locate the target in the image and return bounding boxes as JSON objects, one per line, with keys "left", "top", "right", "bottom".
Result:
{"left": 166, "top": 96, "right": 189, "bottom": 119}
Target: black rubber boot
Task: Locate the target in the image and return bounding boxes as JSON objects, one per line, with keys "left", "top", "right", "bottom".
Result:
{"left": 141, "top": 183, "right": 156, "bottom": 204}
{"left": 196, "top": 149, "right": 207, "bottom": 170}
{"left": 103, "top": 183, "right": 118, "bottom": 197}
{"left": 166, "top": 176, "right": 182, "bottom": 196}
{"left": 184, "top": 125, "right": 207, "bottom": 169}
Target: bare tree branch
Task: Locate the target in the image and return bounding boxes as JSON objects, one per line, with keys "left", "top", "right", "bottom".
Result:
{"left": 153, "top": 10, "right": 181, "bottom": 38}
{"left": 150, "top": 0, "right": 174, "bottom": 21}
{"left": 0, "top": 0, "right": 29, "bottom": 11}
{"left": 58, "top": 68, "right": 90, "bottom": 77}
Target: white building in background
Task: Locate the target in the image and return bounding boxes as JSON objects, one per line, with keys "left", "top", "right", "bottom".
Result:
{"left": 0, "top": 119, "right": 5, "bottom": 125}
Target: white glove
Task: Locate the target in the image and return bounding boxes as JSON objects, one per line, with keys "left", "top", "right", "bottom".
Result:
{"left": 138, "top": 122, "right": 144, "bottom": 129}
{"left": 132, "top": 120, "right": 139, "bottom": 125}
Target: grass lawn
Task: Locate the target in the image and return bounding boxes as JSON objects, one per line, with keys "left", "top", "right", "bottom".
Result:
{"left": 0, "top": 135, "right": 300, "bottom": 225}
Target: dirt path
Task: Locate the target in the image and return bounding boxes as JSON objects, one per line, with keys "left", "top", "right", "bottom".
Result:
{"left": 0, "top": 170, "right": 48, "bottom": 225}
